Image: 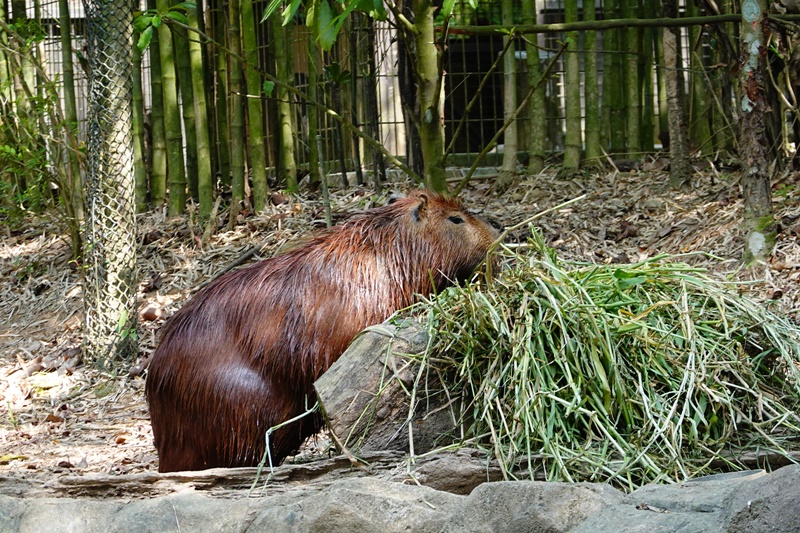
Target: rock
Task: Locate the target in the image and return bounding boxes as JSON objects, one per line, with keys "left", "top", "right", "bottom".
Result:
{"left": 2, "top": 465, "right": 800, "bottom": 532}
{"left": 396, "top": 448, "right": 504, "bottom": 495}
{"left": 444, "top": 480, "right": 624, "bottom": 533}
{"left": 251, "top": 478, "right": 460, "bottom": 533}
{"left": 574, "top": 468, "right": 799, "bottom": 533}
{"left": 725, "top": 466, "right": 800, "bottom": 533}
{"left": 0, "top": 492, "right": 254, "bottom": 533}
{"left": 315, "top": 321, "right": 457, "bottom": 455}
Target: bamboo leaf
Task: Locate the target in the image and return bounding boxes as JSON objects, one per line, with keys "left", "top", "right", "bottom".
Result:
{"left": 137, "top": 26, "right": 154, "bottom": 51}
{"left": 282, "top": 0, "right": 304, "bottom": 25}
{"left": 316, "top": 0, "right": 337, "bottom": 51}
{"left": 261, "top": 0, "right": 283, "bottom": 22}
{"left": 163, "top": 11, "right": 188, "bottom": 24}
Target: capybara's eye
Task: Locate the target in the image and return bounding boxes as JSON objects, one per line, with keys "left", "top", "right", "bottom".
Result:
{"left": 448, "top": 215, "right": 465, "bottom": 224}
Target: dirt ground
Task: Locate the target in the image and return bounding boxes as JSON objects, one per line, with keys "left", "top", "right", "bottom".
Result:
{"left": 2, "top": 162, "right": 799, "bottom": 486}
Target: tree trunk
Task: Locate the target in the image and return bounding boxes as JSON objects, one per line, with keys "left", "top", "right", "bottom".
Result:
{"left": 412, "top": 0, "right": 447, "bottom": 193}
{"left": 739, "top": 0, "right": 776, "bottom": 263}
{"left": 583, "top": 0, "right": 601, "bottom": 166}
{"left": 156, "top": 0, "right": 186, "bottom": 215}
{"left": 661, "top": 0, "right": 691, "bottom": 188}
{"left": 500, "top": 0, "right": 518, "bottom": 180}
{"left": 241, "top": 0, "right": 269, "bottom": 211}
{"left": 271, "top": 14, "right": 297, "bottom": 191}
{"left": 82, "top": 0, "right": 137, "bottom": 362}
{"left": 228, "top": 0, "right": 245, "bottom": 217}
{"left": 148, "top": 0, "right": 167, "bottom": 205}
{"left": 188, "top": 0, "right": 213, "bottom": 219}
{"left": 562, "top": 0, "right": 581, "bottom": 170}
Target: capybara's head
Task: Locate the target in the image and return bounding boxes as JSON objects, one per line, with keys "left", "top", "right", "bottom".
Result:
{"left": 340, "top": 190, "right": 501, "bottom": 292}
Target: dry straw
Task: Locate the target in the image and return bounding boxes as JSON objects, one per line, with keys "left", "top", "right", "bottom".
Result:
{"left": 411, "top": 229, "right": 800, "bottom": 490}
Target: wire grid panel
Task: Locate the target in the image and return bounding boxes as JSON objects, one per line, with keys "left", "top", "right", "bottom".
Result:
{"left": 82, "top": 0, "right": 137, "bottom": 363}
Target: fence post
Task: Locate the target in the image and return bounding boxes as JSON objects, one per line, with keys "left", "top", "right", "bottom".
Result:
{"left": 82, "top": 0, "right": 137, "bottom": 364}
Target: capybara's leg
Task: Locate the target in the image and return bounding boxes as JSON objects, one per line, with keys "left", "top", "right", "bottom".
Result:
{"left": 150, "top": 358, "right": 318, "bottom": 472}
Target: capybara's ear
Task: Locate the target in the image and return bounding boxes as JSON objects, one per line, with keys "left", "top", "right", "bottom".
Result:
{"left": 411, "top": 193, "right": 429, "bottom": 222}
{"left": 388, "top": 191, "right": 405, "bottom": 204}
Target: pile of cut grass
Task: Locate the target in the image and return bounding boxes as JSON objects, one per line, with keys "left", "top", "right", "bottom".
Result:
{"left": 413, "top": 231, "right": 800, "bottom": 490}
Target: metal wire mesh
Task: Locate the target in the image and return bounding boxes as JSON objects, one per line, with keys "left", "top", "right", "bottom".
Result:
{"left": 81, "top": 0, "right": 137, "bottom": 363}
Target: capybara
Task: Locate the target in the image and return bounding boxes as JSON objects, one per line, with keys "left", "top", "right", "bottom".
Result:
{"left": 146, "top": 190, "right": 500, "bottom": 472}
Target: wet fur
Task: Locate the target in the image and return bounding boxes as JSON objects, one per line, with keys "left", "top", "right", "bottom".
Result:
{"left": 146, "top": 191, "right": 498, "bottom": 472}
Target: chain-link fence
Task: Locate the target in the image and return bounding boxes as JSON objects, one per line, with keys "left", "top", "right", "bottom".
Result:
{"left": 82, "top": 0, "right": 137, "bottom": 364}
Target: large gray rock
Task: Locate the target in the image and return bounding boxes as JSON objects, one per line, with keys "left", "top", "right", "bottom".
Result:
{"left": 314, "top": 321, "right": 458, "bottom": 455}
{"left": 444, "top": 480, "right": 625, "bottom": 533}
{"left": 575, "top": 468, "right": 800, "bottom": 533}
{"left": 725, "top": 466, "right": 800, "bottom": 533}
{"left": 0, "top": 492, "right": 255, "bottom": 533}
{"left": 250, "top": 478, "right": 461, "bottom": 533}
{"left": 3, "top": 465, "right": 800, "bottom": 532}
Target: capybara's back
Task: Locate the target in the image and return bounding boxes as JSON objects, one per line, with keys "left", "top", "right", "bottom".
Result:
{"left": 146, "top": 191, "right": 500, "bottom": 472}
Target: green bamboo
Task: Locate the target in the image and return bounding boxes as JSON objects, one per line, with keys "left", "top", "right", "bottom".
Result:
{"left": 271, "top": 13, "right": 297, "bottom": 190}
{"left": 11, "top": 1, "right": 33, "bottom": 111}
{"left": 364, "top": 20, "right": 384, "bottom": 190}
{"left": 156, "top": 0, "right": 186, "bottom": 215}
{"left": 228, "top": 0, "right": 245, "bottom": 216}
{"left": 9, "top": 0, "right": 29, "bottom": 195}
{"left": 711, "top": 0, "right": 735, "bottom": 156}
{"left": 602, "top": 0, "right": 625, "bottom": 153}
{"left": 148, "top": 0, "right": 167, "bottom": 206}
{"left": 623, "top": 0, "right": 641, "bottom": 157}
{"left": 583, "top": 0, "right": 601, "bottom": 165}
{"left": 687, "top": 0, "right": 712, "bottom": 154}
{"left": 0, "top": 3, "right": 10, "bottom": 105}
{"left": 188, "top": 1, "right": 213, "bottom": 218}
{"left": 500, "top": 0, "right": 518, "bottom": 176}
{"left": 640, "top": 0, "right": 655, "bottom": 152}
{"left": 653, "top": 25, "right": 668, "bottom": 146}
{"left": 307, "top": 34, "right": 321, "bottom": 186}
{"left": 348, "top": 15, "right": 364, "bottom": 186}
{"left": 411, "top": 0, "right": 447, "bottom": 192}
{"left": 213, "top": 0, "right": 231, "bottom": 188}
{"left": 523, "top": 0, "right": 546, "bottom": 173}
{"left": 172, "top": 0, "right": 198, "bottom": 202}
{"left": 241, "top": 0, "right": 269, "bottom": 211}
{"left": 58, "top": 0, "right": 83, "bottom": 219}
{"left": 661, "top": 0, "right": 691, "bottom": 188}
{"left": 563, "top": 0, "right": 581, "bottom": 169}
{"left": 133, "top": 34, "right": 148, "bottom": 212}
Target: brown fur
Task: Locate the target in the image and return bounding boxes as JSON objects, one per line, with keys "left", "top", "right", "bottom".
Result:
{"left": 145, "top": 191, "right": 499, "bottom": 472}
